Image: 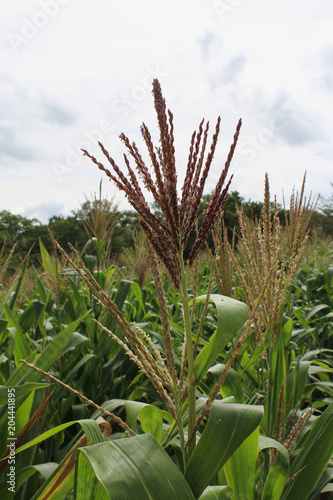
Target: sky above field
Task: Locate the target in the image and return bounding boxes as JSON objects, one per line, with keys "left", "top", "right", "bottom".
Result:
{"left": 0, "top": 0, "right": 332, "bottom": 223}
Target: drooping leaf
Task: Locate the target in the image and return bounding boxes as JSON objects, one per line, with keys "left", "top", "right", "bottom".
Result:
{"left": 13, "top": 419, "right": 104, "bottom": 456}
{"left": 259, "top": 436, "right": 289, "bottom": 500}
{"left": 75, "top": 434, "right": 195, "bottom": 499}
{"left": 125, "top": 400, "right": 147, "bottom": 433}
{"left": 124, "top": 401, "right": 165, "bottom": 443}
{"left": 0, "top": 463, "right": 58, "bottom": 500}
{"left": 199, "top": 485, "right": 233, "bottom": 499}
{"left": 305, "top": 304, "right": 329, "bottom": 321}
{"left": 194, "top": 295, "right": 248, "bottom": 383}
{"left": 208, "top": 364, "right": 244, "bottom": 403}
{"left": 185, "top": 402, "right": 264, "bottom": 498}
{"left": 17, "top": 300, "right": 45, "bottom": 335}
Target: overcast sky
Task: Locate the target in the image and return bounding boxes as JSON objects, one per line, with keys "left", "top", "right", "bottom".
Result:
{"left": 0, "top": 0, "right": 332, "bottom": 223}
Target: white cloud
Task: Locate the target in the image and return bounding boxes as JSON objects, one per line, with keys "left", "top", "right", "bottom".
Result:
{"left": 23, "top": 201, "right": 66, "bottom": 223}
{"left": 0, "top": 0, "right": 332, "bottom": 220}
{"left": 0, "top": 120, "right": 39, "bottom": 161}
{"left": 40, "top": 98, "right": 77, "bottom": 126}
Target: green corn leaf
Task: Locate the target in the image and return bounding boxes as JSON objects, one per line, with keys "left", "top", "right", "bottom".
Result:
{"left": 185, "top": 402, "right": 264, "bottom": 498}
{"left": 6, "top": 310, "right": 90, "bottom": 387}
{"left": 239, "top": 349, "right": 260, "bottom": 387}
{"left": 301, "top": 349, "right": 333, "bottom": 361}
{"left": 259, "top": 436, "right": 289, "bottom": 500}
{"left": 262, "top": 460, "right": 289, "bottom": 500}
{"left": 305, "top": 304, "right": 329, "bottom": 321}
{"left": 17, "top": 300, "right": 45, "bottom": 334}
{"left": 13, "top": 418, "right": 104, "bottom": 456}
{"left": 9, "top": 249, "right": 32, "bottom": 311}
{"left": 39, "top": 239, "right": 56, "bottom": 278}
{"left": 0, "top": 382, "right": 49, "bottom": 406}
{"left": 199, "top": 485, "right": 233, "bottom": 499}
{"left": 223, "top": 426, "right": 259, "bottom": 500}
{"left": 258, "top": 436, "right": 289, "bottom": 465}
{"left": 124, "top": 401, "right": 163, "bottom": 442}
{"left": 305, "top": 467, "right": 333, "bottom": 500}
{"left": 84, "top": 254, "right": 98, "bottom": 274}
{"left": 0, "top": 318, "right": 8, "bottom": 336}
{"left": 99, "top": 279, "right": 132, "bottom": 352}
{"left": 265, "top": 339, "right": 287, "bottom": 437}
{"left": 131, "top": 281, "right": 146, "bottom": 314}
{"left": 304, "top": 381, "right": 333, "bottom": 398}
{"left": 29, "top": 432, "right": 102, "bottom": 500}
{"left": 74, "top": 434, "right": 195, "bottom": 499}
{"left": 125, "top": 400, "right": 147, "bottom": 434}
{"left": 286, "top": 360, "right": 311, "bottom": 408}
{"left": 208, "top": 364, "right": 244, "bottom": 403}
{"left": 194, "top": 295, "right": 248, "bottom": 383}
{"left": 281, "top": 403, "right": 333, "bottom": 499}
{"left": 69, "top": 279, "right": 96, "bottom": 339}
{"left": 0, "top": 462, "right": 58, "bottom": 500}
{"left": 139, "top": 405, "right": 163, "bottom": 443}
{"left": 4, "top": 305, "right": 31, "bottom": 365}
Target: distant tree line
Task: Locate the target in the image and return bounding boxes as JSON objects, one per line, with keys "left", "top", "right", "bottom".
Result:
{"left": 0, "top": 188, "right": 331, "bottom": 274}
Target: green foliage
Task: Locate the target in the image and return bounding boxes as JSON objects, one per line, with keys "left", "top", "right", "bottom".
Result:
{"left": 75, "top": 434, "right": 195, "bottom": 499}
{"left": 0, "top": 228, "right": 332, "bottom": 498}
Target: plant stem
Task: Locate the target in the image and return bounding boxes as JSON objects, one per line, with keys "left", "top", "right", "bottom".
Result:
{"left": 179, "top": 253, "right": 196, "bottom": 459}
{"left": 174, "top": 386, "right": 187, "bottom": 469}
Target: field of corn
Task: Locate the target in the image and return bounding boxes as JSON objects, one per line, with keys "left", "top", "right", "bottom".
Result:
{"left": 1, "top": 80, "right": 332, "bottom": 499}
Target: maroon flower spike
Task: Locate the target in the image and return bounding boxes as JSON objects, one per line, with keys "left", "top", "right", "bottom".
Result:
{"left": 82, "top": 79, "right": 241, "bottom": 287}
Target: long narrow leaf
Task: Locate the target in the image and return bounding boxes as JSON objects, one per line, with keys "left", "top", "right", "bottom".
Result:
{"left": 223, "top": 426, "right": 259, "bottom": 500}
{"left": 0, "top": 463, "right": 58, "bottom": 500}
{"left": 185, "top": 402, "right": 264, "bottom": 498}
{"left": 30, "top": 420, "right": 106, "bottom": 500}
{"left": 6, "top": 311, "right": 90, "bottom": 387}
{"left": 281, "top": 403, "right": 333, "bottom": 499}
{"left": 75, "top": 434, "right": 195, "bottom": 499}
{"left": 13, "top": 419, "right": 104, "bottom": 456}
{"left": 0, "top": 382, "right": 49, "bottom": 406}
{"left": 194, "top": 295, "right": 248, "bottom": 383}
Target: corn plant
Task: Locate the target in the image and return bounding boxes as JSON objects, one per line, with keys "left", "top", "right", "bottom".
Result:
{"left": 80, "top": 77, "right": 247, "bottom": 453}
{"left": 15, "top": 79, "right": 265, "bottom": 498}
{"left": 79, "top": 179, "right": 120, "bottom": 270}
